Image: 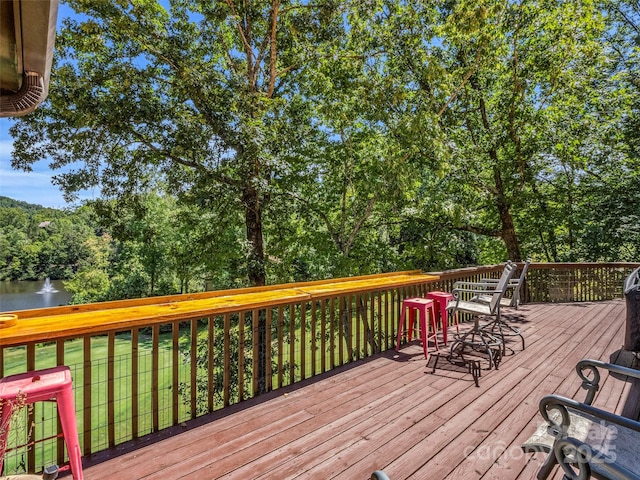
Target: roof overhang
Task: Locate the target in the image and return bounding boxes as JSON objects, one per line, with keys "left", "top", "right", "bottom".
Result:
{"left": 0, "top": 0, "right": 59, "bottom": 117}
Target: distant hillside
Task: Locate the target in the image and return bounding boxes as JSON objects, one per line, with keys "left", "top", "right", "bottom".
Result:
{"left": 0, "top": 196, "right": 91, "bottom": 281}
{"left": 0, "top": 196, "right": 57, "bottom": 211}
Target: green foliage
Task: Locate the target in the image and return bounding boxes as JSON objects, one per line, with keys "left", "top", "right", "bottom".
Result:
{"left": 64, "top": 269, "right": 111, "bottom": 304}
{"left": 0, "top": 199, "right": 98, "bottom": 281}
{"left": 4, "top": 0, "right": 640, "bottom": 294}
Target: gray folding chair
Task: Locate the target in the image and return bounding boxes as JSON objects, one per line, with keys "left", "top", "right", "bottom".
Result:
{"left": 473, "top": 259, "right": 530, "bottom": 352}
{"left": 475, "top": 258, "right": 531, "bottom": 309}
{"left": 446, "top": 263, "right": 516, "bottom": 369}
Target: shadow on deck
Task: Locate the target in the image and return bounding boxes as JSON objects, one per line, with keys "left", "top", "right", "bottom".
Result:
{"left": 82, "top": 300, "right": 633, "bottom": 479}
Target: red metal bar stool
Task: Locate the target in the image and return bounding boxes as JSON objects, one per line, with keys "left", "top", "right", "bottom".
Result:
{"left": 0, "top": 366, "right": 83, "bottom": 480}
{"left": 395, "top": 297, "right": 439, "bottom": 359}
{"left": 426, "top": 291, "right": 459, "bottom": 345}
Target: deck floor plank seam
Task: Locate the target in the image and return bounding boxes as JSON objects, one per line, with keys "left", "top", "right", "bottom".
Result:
{"left": 450, "top": 302, "right": 627, "bottom": 480}
{"left": 315, "top": 306, "right": 596, "bottom": 477}
{"left": 78, "top": 300, "right": 631, "bottom": 480}
{"left": 378, "top": 311, "right": 616, "bottom": 480}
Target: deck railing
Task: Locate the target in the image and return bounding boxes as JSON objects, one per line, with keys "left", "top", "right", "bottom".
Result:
{"left": 0, "top": 262, "right": 637, "bottom": 474}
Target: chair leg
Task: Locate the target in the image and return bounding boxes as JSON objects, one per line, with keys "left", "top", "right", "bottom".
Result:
{"left": 396, "top": 306, "right": 407, "bottom": 351}
{"left": 536, "top": 450, "right": 559, "bottom": 480}
{"left": 57, "top": 386, "right": 84, "bottom": 480}
{"left": 0, "top": 402, "right": 14, "bottom": 474}
{"left": 427, "top": 304, "right": 440, "bottom": 352}
{"left": 450, "top": 318, "right": 501, "bottom": 370}
{"left": 452, "top": 335, "right": 495, "bottom": 370}
{"left": 481, "top": 318, "right": 524, "bottom": 354}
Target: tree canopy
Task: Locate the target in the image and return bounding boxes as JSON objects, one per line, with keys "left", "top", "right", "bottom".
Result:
{"left": 8, "top": 0, "right": 639, "bottom": 291}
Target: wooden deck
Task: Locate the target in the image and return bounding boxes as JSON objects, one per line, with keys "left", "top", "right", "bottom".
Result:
{"left": 82, "top": 300, "right": 636, "bottom": 479}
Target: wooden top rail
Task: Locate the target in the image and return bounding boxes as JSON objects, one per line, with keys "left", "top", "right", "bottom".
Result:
{"left": 430, "top": 262, "right": 640, "bottom": 281}
{"left": 4, "top": 262, "right": 636, "bottom": 348}
{"left": 7, "top": 270, "right": 426, "bottom": 320}
{"left": 0, "top": 272, "right": 438, "bottom": 347}
{"left": 521, "top": 262, "right": 640, "bottom": 270}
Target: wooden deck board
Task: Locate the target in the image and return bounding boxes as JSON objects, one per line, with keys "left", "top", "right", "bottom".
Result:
{"left": 82, "top": 300, "right": 634, "bottom": 480}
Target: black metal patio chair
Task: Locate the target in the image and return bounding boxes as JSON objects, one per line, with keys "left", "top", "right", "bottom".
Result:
{"left": 446, "top": 262, "right": 517, "bottom": 369}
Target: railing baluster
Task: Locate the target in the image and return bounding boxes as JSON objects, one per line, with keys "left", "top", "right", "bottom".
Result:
{"left": 384, "top": 290, "right": 390, "bottom": 350}
{"left": 172, "top": 322, "right": 179, "bottom": 426}
{"left": 223, "top": 313, "right": 231, "bottom": 407}
{"left": 151, "top": 324, "right": 159, "bottom": 433}
{"left": 191, "top": 318, "right": 198, "bottom": 419}
{"left": 277, "top": 306, "right": 284, "bottom": 389}
{"left": 300, "top": 302, "right": 306, "bottom": 380}
{"left": 331, "top": 299, "right": 336, "bottom": 367}
{"left": 266, "top": 308, "right": 272, "bottom": 392}
{"left": 396, "top": 289, "right": 401, "bottom": 347}
{"left": 320, "top": 299, "right": 327, "bottom": 373}
{"left": 56, "top": 339, "right": 65, "bottom": 466}
{"left": 338, "top": 296, "right": 345, "bottom": 365}
{"left": 355, "top": 294, "right": 361, "bottom": 360}
{"left": 377, "top": 291, "right": 382, "bottom": 353}
{"left": 108, "top": 332, "right": 115, "bottom": 447}
{"left": 289, "top": 304, "right": 295, "bottom": 384}
{"left": 238, "top": 312, "right": 245, "bottom": 402}
{"left": 371, "top": 292, "right": 376, "bottom": 354}
{"left": 131, "top": 328, "right": 139, "bottom": 440}
{"left": 330, "top": 298, "right": 336, "bottom": 370}
{"left": 207, "top": 316, "right": 214, "bottom": 413}
{"left": 82, "top": 336, "right": 92, "bottom": 454}
{"left": 252, "top": 309, "right": 259, "bottom": 396}
{"left": 27, "top": 342, "right": 35, "bottom": 471}
{"left": 311, "top": 300, "right": 317, "bottom": 377}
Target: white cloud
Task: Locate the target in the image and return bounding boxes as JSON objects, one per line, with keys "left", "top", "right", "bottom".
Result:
{"left": 1, "top": 167, "right": 53, "bottom": 185}
{"left": 0, "top": 170, "right": 67, "bottom": 208}
{"left": 0, "top": 139, "right": 13, "bottom": 158}
{"left": 0, "top": 120, "right": 96, "bottom": 208}
{"left": 1, "top": 121, "right": 66, "bottom": 208}
{"left": 0, "top": 144, "right": 67, "bottom": 208}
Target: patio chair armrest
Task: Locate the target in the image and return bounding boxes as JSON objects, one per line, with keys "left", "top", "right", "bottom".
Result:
{"left": 479, "top": 278, "right": 519, "bottom": 286}
{"left": 371, "top": 471, "right": 391, "bottom": 480}
{"left": 449, "top": 285, "right": 504, "bottom": 305}
{"left": 450, "top": 287, "right": 499, "bottom": 302}
{"left": 550, "top": 436, "right": 640, "bottom": 480}
{"left": 452, "top": 287, "right": 498, "bottom": 294}
{"left": 538, "top": 394, "right": 640, "bottom": 479}
{"left": 575, "top": 359, "right": 640, "bottom": 405}
{"left": 539, "top": 394, "right": 640, "bottom": 435}
{"left": 452, "top": 280, "right": 499, "bottom": 291}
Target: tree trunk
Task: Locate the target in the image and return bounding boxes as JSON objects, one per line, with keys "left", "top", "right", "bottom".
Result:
{"left": 242, "top": 183, "right": 268, "bottom": 393}
{"left": 242, "top": 184, "right": 266, "bottom": 287}
{"left": 498, "top": 203, "right": 522, "bottom": 262}
{"left": 494, "top": 167, "right": 522, "bottom": 262}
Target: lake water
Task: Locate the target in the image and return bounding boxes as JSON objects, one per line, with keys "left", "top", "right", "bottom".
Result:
{"left": 0, "top": 280, "right": 72, "bottom": 312}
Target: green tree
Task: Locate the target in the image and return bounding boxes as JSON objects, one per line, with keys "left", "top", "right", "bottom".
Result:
{"left": 0, "top": 200, "right": 100, "bottom": 281}
{"left": 9, "top": 0, "right": 350, "bottom": 393}
{"left": 346, "top": 0, "right": 622, "bottom": 263}
{"left": 10, "top": 0, "right": 345, "bottom": 288}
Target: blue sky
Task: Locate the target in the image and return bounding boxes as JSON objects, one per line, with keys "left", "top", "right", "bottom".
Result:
{"left": 0, "top": 118, "right": 97, "bottom": 209}
{"left": 1, "top": 118, "right": 70, "bottom": 208}
{"left": 0, "top": 4, "right": 95, "bottom": 210}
